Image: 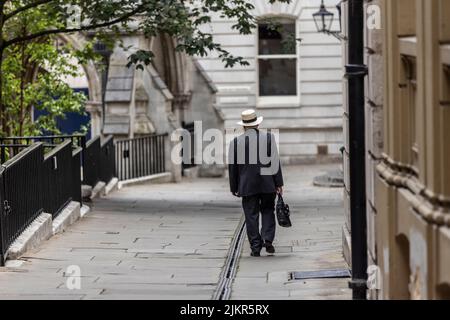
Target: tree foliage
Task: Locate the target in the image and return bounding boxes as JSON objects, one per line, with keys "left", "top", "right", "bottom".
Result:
{"left": 2, "top": 36, "right": 91, "bottom": 136}
{"left": 0, "top": 0, "right": 291, "bottom": 136}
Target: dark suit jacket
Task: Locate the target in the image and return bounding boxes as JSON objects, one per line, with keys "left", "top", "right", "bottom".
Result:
{"left": 228, "top": 129, "right": 284, "bottom": 197}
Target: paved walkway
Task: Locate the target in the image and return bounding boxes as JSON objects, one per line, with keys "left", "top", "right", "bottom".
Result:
{"left": 232, "top": 165, "right": 351, "bottom": 300}
{"left": 0, "top": 165, "right": 351, "bottom": 300}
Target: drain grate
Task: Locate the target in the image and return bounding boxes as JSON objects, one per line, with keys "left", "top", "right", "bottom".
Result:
{"left": 290, "top": 269, "right": 351, "bottom": 280}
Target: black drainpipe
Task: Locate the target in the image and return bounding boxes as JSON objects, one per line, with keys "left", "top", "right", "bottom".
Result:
{"left": 345, "top": 0, "right": 368, "bottom": 300}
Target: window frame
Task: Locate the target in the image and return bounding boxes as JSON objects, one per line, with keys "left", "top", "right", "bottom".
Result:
{"left": 256, "top": 17, "right": 300, "bottom": 107}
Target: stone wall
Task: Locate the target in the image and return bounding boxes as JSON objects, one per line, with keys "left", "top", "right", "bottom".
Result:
{"left": 99, "top": 32, "right": 224, "bottom": 180}
{"left": 363, "top": 0, "right": 384, "bottom": 300}
{"left": 196, "top": 0, "right": 345, "bottom": 164}
{"left": 369, "top": 0, "right": 450, "bottom": 300}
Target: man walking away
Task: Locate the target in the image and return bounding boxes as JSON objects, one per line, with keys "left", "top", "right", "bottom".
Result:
{"left": 228, "top": 110, "right": 284, "bottom": 257}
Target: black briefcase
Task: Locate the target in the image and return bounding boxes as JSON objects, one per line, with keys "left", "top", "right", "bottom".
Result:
{"left": 276, "top": 195, "right": 292, "bottom": 228}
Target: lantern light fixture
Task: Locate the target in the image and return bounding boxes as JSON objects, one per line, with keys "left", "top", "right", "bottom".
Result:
{"left": 312, "top": 0, "right": 347, "bottom": 41}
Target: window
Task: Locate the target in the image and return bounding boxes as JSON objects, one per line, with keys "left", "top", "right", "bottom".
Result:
{"left": 258, "top": 20, "right": 298, "bottom": 102}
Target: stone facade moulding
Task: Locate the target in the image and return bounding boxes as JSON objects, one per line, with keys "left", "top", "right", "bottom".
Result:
{"left": 376, "top": 155, "right": 450, "bottom": 228}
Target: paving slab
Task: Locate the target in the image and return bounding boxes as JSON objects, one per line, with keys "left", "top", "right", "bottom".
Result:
{"left": 230, "top": 164, "right": 352, "bottom": 300}
{"left": 0, "top": 164, "right": 351, "bottom": 300}
{"left": 0, "top": 174, "right": 241, "bottom": 300}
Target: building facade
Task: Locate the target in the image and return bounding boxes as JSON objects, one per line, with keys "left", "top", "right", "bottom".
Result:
{"left": 343, "top": 0, "right": 450, "bottom": 300}
{"left": 375, "top": 0, "right": 450, "bottom": 300}
{"left": 61, "top": 31, "right": 223, "bottom": 180}
{"left": 196, "top": 0, "right": 345, "bottom": 164}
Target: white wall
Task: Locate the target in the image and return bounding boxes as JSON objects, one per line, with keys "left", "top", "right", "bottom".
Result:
{"left": 195, "top": 0, "right": 345, "bottom": 162}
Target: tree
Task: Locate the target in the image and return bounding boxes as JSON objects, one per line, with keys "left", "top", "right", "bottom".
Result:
{"left": 2, "top": 20, "right": 90, "bottom": 136}
{"left": 0, "top": 0, "right": 290, "bottom": 136}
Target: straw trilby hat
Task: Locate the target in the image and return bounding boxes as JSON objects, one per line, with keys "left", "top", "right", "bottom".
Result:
{"left": 237, "top": 109, "right": 263, "bottom": 127}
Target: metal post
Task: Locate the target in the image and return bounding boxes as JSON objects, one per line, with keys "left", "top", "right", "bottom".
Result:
{"left": 0, "top": 167, "right": 5, "bottom": 266}
{"left": 0, "top": 147, "right": 5, "bottom": 164}
{"left": 80, "top": 135, "right": 87, "bottom": 182}
{"left": 346, "top": 0, "right": 368, "bottom": 300}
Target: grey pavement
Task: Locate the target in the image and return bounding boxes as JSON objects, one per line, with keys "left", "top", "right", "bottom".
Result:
{"left": 232, "top": 165, "right": 351, "bottom": 300}
{"left": 0, "top": 164, "right": 351, "bottom": 300}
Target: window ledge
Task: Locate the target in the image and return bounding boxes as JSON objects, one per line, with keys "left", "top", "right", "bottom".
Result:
{"left": 257, "top": 96, "right": 300, "bottom": 108}
{"left": 257, "top": 103, "right": 301, "bottom": 109}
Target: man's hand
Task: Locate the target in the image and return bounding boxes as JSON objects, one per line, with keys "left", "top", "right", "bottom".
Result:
{"left": 276, "top": 187, "right": 283, "bottom": 195}
{"left": 232, "top": 192, "right": 240, "bottom": 197}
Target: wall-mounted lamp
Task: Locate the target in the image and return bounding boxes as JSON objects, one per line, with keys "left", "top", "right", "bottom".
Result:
{"left": 313, "top": 0, "right": 347, "bottom": 41}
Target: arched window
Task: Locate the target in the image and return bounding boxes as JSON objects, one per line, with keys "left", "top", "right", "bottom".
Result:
{"left": 258, "top": 19, "right": 297, "bottom": 102}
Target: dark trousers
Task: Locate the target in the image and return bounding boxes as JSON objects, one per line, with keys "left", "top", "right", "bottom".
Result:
{"left": 242, "top": 193, "right": 277, "bottom": 252}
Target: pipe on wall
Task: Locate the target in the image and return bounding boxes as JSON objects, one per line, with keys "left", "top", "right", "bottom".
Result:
{"left": 345, "top": 0, "right": 368, "bottom": 300}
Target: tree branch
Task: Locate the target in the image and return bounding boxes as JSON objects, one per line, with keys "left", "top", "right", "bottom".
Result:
{"left": 3, "top": 5, "right": 145, "bottom": 49}
{"left": 4, "top": 0, "right": 54, "bottom": 21}
{"left": 0, "top": 1, "right": 6, "bottom": 30}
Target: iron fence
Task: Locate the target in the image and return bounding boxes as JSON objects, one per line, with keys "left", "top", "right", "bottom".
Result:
{"left": 100, "top": 136, "right": 115, "bottom": 185}
{"left": 42, "top": 140, "right": 75, "bottom": 217}
{"left": 0, "top": 167, "right": 5, "bottom": 266}
{"left": 0, "top": 134, "right": 117, "bottom": 266}
{"left": 72, "top": 148, "right": 83, "bottom": 203}
{"left": 182, "top": 122, "right": 196, "bottom": 171}
{"left": 80, "top": 135, "right": 116, "bottom": 188}
{"left": 0, "top": 135, "right": 86, "bottom": 164}
{"left": 0, "top": 134, "right": 115, "bottom": 188}
{"left": 0, "top": 144, "right": 45, "bottom": 263}
{"left": 83, "top": 136, "right": 101, "bottom": 187}
{"left": 115, "top": 134, "right": 167, "bottom": 181}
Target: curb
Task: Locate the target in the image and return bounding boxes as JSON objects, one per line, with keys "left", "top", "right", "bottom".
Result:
{"left": 183, "top": 167, "right": 199, "bottom": 179}
{"left": 6, "top": 213, "right": 53, "bottom": 261}
{"left": 1, "top": 179, "right": 118, "bottom": 265}
{"left": 118, "top": 172, "right": 172, "bottom": 189}
{"left": 104, "top": 178, "right": 119, "bottom": 196}
{"left": 80, "top": 204, "right": 91, "bottom": 218}
{"left": 52, "top": 201, "right": 81, "bottom": 235}
{"left": 90, "top": 181, "right": 106, "bottom": 200}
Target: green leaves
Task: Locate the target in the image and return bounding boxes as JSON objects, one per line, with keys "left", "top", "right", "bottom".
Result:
{"left": 126, "top": 50, "right": 155, "bottom": 70}
{"left": 0, "top": 0, "right": 292, "bottom": 135}
{"left": 1, "top": 1, "right": 93, "bottom": 136}
{"left": 2, "top": 44, "right": 88, "bottom": 135}
{"left": 2, "top": 0, "right": 292, "bottom": 70}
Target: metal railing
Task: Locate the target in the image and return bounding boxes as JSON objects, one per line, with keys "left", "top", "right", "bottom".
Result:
{"left": 100, "top": 136, "right": 115, "bottom": 185}
{"left": 0, "top": 144, "right": 45, "bottom": 264}
{"left": 0, "top": 141, "right": 84, "bottom": 265}
{"left": 182, "top": 122, "right": 196, "bottom": 172}
{"left": 0, "top": 134, "right": 116, "bottom": 188}
{"left": 83, "top": 136, "right": 101, "bottom": 187}
{"left": 115, "top": 134, "right": 167, "bottom": 181}
{"left": 0, "top": 167, "right": 5, "bottom": 265}
{"left": 0, "top": 135, "right": 86, "bottom": 164}
{"left": 42, "top": 141, "right": 75, "bottom": 217}
{"left": 81, "top": 135, "right": 116, "bottom": 188}
{"left": 72, "top": 147, "right": 83, "bottom": 203}
{"left": 0, "top": 134, "right": 117, "bottom": 266}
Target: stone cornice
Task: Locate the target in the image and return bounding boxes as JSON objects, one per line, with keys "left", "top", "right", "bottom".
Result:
{"left": 377, "top": 154, "right": 450, "bottom": 227}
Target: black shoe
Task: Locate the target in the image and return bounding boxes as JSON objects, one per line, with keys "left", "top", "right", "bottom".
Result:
{"left": 264, "top": 242, "right": 275, "bottom": 254}
{"left": 251, "top": 251, "right": 261, "bottom": 257}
